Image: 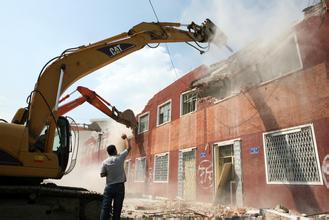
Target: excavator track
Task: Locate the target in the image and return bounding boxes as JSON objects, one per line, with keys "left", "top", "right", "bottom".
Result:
{"left": 0, "top": 184, "right": 102, "bottom": 220}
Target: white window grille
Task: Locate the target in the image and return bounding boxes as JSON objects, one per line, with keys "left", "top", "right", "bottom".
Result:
{"left": 181, "top": 89, "right": 197, "bottom": 116}
{"left": 138, "top": 112, "right": 149, "bottom": 133}
{"left": 154, "top": 153, "right": 169, "bottom": 182}
{"left": 135, "top": 157, "right": 146, "bottom": 182}
{"left": 263, "top": 124, "right": 322, "bottom": 185}
{"left": 157, "top": 100, "right": 171, "bottom": 126}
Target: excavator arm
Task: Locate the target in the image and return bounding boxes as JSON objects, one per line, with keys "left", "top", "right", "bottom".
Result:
{"left": 27, "top": 19, "right": 220, "bottom": 143}
{"left": 58, "top": 86, "right": 137, "bottom": 130}
{"left": 0, "top": 19, "right": 226, "bottom": 181}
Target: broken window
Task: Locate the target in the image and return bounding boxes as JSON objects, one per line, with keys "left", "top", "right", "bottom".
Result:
{"left": 138, "top": 112, "right": 149, "bottom": 133}
{"left": 157, "top": 100, "right": 171, "bottom": 125}
{"left": 181, "top": 89, "right": 197, "bottom": 116}
{"left": 135, "top": 157, "right": 146, "bottom": 182}
{"left": 258, "top": 34, "right": 303, "bottom": 82}
{"left": 154, "top": 153, "right": 169, "bottom": 182}
{"left": 192, "top": 33, "right": 303, "bottom": 103}
{"left": 263, "top": 124, "right": 322, "bottom": 184}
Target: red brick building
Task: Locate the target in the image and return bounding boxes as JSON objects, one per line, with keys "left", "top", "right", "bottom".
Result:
{"left": 124, "top": 3, "right": 329, "bottom": 214}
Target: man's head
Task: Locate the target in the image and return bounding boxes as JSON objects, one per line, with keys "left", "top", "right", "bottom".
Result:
{"left": 107, "top": 145, "right": 117, "bottom": 156}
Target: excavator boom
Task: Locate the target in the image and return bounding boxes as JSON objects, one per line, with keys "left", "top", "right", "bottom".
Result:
{"left": 27, "top": 19, "right": 220, "bottom": 143}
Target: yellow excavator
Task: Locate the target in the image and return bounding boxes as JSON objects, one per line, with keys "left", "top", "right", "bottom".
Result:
{"left": 0, "top": 19, "right": 224, "bottom": 219}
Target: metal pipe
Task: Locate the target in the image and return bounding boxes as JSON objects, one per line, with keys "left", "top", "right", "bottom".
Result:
{"left": 54, "top": 66, "right": 65, "bottom": 111}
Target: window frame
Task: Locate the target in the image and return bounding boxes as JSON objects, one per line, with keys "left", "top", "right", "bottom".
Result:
{"left": 124, "top": 159, "right": 131, "bottom": 182}
{"left": 156, "top": 99, "right": 172, "bottom": 126}
{"left": 263, "top": 123, "right": 323, "bottom": 185}
{"left": 138, "top": 112, "right": 150, "bottom": 134}
{"left": 259, "top": 33, "right": 303, "bottom": 86}
{"left": 180, "top": 89, "right": 198, "bottom": 117}
{"left": 134, "top": 157, "right": 146, "bottom": 183}
{"left": 153, "top": 152, "right": 170, "bottom": 183}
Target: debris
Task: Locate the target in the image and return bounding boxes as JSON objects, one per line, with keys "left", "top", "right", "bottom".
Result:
{"left": 122, "top": 198, "right": 261, "bottom": 219}
{"left": 274, "top": 204, "right": 289, "bottom": 213}
{"left": 122, "top": 198, "right": 322, "bottom": 219}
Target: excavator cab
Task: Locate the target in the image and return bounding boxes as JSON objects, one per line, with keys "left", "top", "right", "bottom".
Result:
{"left": 32, "top": 116, "right": 71, "bottom": 176}
{"left": 53, "top": 117, "right": 71, "bottom": 174}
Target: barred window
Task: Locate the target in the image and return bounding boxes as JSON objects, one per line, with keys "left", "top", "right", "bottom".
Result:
{"left": 135, "top": 157, "right": 146, "bottom": 182}
{"left": 138, "top": 113, "right": 149, "bottom": 134}
{"left": 263, "top": 124, "right": 322, "bottom": 184}
{"left": 181, "top": 90, "right": 197, "bottom": 116}
{"left": 154, "top": 153, "right": 169, "bottom": 182}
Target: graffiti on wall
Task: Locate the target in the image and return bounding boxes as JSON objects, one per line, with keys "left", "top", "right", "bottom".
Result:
{"left": 322, "top": 154, "right": 329, "bottom": 189}
{"left": 197, "top": 159, "right": 213, "bottom": 189}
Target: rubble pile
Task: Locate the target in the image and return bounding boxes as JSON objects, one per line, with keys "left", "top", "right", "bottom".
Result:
{"left": 121, "top": 198, "right": 329, "bottom": 219}
{"left": 121, "top": 198, "right": 261, "bottom": 219}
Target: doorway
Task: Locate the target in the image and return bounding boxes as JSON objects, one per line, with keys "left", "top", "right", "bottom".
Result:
{"left": 213, "top": 140, "right": 243, "bottom": 206}
{"left": 178, "top": 148, "right": 196, "bottom": 200}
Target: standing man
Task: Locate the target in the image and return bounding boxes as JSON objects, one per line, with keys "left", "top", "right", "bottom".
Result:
{"left": 100, "top": 134, "right": 131, "bottom": 220}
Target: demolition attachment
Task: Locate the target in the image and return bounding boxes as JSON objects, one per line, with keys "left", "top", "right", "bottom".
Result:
{"left": 115, "top": 109, "right": 138, "bottom": 132}
{"left": 58, "top": 86, "right": 138, "bottom": 132}
{"left": 188, "top": 19, "right": 233, "bottom": 52}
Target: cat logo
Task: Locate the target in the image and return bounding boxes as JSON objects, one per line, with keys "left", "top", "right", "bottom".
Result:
{"left": 98, "top": 43, "right": 135, "bottom": 58}
{"left": 109, "top": 45, "right": 122, "bottom": 56}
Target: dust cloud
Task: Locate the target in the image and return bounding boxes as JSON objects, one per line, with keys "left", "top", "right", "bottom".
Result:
{"left": 180, "top": 0, "right": 307, "bottom": 66}
{"left": 186, "top": 0, "right": 312, "bottom": 100}
{"left": 49, "top": 119, "right": 133, "bottom": 193}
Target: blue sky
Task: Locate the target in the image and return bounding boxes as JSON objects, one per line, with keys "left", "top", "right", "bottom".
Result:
{"left": 0, "top": 0, "right": 310, "bottom": 123}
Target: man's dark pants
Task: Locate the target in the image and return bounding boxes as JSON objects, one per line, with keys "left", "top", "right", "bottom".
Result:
{"left": 100, "top": 183, "right": 125, "bottom": 220}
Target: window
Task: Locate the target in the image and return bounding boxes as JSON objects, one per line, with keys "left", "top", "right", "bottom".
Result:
{"left": 263, "top": 124, "right": 322, "bottom": 185}
{"left": 154, "top": 153, "right": 169, "bottom": 182}
{"left": 135, "top": 157, "right": 146, "bottom": 182}
{"left": 124, "top": 160, "right": 131, "bottom": 181}
{"left": 138, "top": 112, "right": 149, "bottom": 133}
{"left": 157, "top": 100, "right": 171, "bottom": 126}
{"left": 181, "top": 90, "right": 197, "bottom": 116}
{"left": 258, "top": 34, "right": 303, "bottom": 82}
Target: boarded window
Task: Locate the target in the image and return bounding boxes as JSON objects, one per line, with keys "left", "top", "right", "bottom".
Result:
{"left": 154, "top": 153, "right": 169, "bottom": 182}
{"left": 158, "top": 101, "right": 171, "bottom": 125}
{"left": 181, "top": 149, "right": 196, "bottom": 200}
{"left": 181, "top": 90, "right": 197, "bottom": 115}
{"left": 135, "top": 157, "right": 146, "bottom": 182}
{"left": 264, "top": 124, "right": 322, "bottom": 184}
{"left": 138, "top": 113, "right": 149, "bottom": 133}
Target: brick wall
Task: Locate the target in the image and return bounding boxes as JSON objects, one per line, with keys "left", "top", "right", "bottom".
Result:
{"left": 125, "top": 12, "right": 329, "bottom": 213}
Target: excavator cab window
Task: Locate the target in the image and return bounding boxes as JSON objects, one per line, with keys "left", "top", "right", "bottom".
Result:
{"left": 53, "top": 117, "right": 71, "bottom": 173}
{"left": 34, "top": 126, "right": 49, "bottom": 152}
